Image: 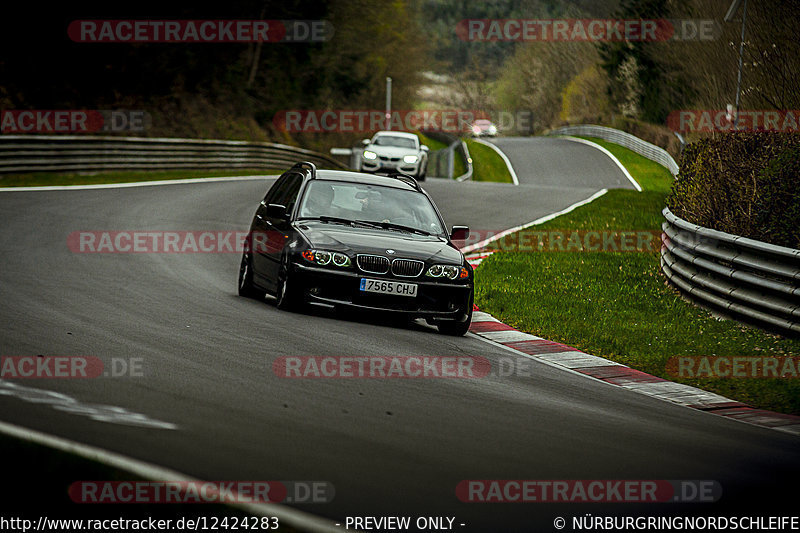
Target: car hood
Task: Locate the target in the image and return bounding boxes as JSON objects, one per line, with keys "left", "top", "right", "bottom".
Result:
{"left": 295, "top": 222, "right": 462, "bottom": 263}
{"left": 366, "top": 145, "right": 419, "bottom": 157}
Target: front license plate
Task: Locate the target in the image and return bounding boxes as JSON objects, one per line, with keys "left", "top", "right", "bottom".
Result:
{"left": 360, "top": 278, "right": 418, "bottom": 297}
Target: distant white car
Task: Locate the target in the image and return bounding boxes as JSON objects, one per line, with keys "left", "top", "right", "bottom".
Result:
{"left": 470, "top": 119, "right": 498, "bottom": 137}
{"left": 359, "top": 131, "right": 429, "bottom": 181}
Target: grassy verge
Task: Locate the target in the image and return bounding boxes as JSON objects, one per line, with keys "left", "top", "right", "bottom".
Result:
{"left": 464, "top": 138, "right": 514, "bottom": 183}
{"left": 475, "top": 138, "right": 800, "bottom": 414}
{"left": 578, "top": 136, "right": 673, "bottom": 193}
{"left": 416, "top": 132, "right": 449, "bottom": 152}
{"left": 0, "top": 169, "right": 287, "bottom": 187}
{"left": 453, "top": 146, "right": 467, "bottom": 178}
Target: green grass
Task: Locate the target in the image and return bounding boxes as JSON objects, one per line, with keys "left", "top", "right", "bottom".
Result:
{"left": 416, "top": 132, "right": 449, "bottom": 152}
{"left": 578, "top": 136, "right": 673, "bottom": 193}
{"left": 453, "top": 146, "right": 467, "bottom": 178}
{"left": 464, "top": 138, "right": 514, "bottom": 183}
{"left": 0, "top": 169, "right": 287, "bottom": 187}
{"left": 475, "top": 138, "right": 800, "bottom": 414}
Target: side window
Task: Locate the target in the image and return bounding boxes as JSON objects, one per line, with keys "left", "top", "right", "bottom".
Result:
{"left": 278, "top": 174, "right": 303, "bottom": 215}
{"left": 264, "top": 174, "right": 290, "bottom": 205}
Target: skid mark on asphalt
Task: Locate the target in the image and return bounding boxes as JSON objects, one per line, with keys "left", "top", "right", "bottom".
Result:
{"left": 0, "top": 379, "right": 176, "bottom": 429}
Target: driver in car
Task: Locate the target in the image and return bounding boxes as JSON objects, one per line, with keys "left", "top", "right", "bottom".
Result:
{"left": 380, "top": 196, "right": 415, "bottom": 226}
{"left": 304, "top": 183, "right": 338, "bottom": 217}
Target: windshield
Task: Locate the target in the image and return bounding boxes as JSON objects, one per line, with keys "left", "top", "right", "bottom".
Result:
{"left": 298, "top": 181, "right": 444, "bottom": 235}
{"left": 372, "top": 136, "right": 417, "bottom": 149}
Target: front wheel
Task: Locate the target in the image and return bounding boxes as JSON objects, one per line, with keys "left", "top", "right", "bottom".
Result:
{"left": 238, "top": 253, "right": 265, "bottom": 300}
{"left": 275, "top": 270, "right": 302, "bottom": 311}
{"left": 437, "top": 293, "right": 473, "bottom": 336}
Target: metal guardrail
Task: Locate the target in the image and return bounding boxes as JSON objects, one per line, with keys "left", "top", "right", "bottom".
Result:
{"left": 424, "top": 146, "right": 450, "bottom": 178}
{"left": 546, "top": 126, "right": 798, "bottom": 334}
{"left": 420, "top": 130, "right": 472, "bottom": 180}
{"left": 548, "top": 124, "right": 679, "bottom": 176}
{"left": 455, "top": 140, "right": 473, "bottom": 182}
{"left": 661, "top": 206, "right": 800, "bottom": 334}
{"left": 0, "top": 135, "right": 347, "bottom": 174}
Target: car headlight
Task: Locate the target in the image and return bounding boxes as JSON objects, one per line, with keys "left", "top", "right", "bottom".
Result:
{"left": 301, "top": 249, "right": 351, "bottom": 268}
{"left": 363, "top": 150, "right": 377, "bottom": 160}
{"left": 472, "top": 126, "right": 481, "bottom": 135}
{"left": 488, "top": 125, "right": 497, "bottom": 134}
{"left": 426, "top": 264, "right": 469, "bottom": 280}
{"left": 403, "top": 155, "right": 418, "bottom": 164}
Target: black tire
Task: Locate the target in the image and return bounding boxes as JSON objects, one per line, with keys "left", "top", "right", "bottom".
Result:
{"left": 418, "top": 162, "right": 427, "bottom": 181}
{"left": 275, "top": 269, "right": 302, "bottom": 311}
{"left": 238, "top": 253, "right": 265, "bottom": 300}
{"left": 437, "top": 293, "right": 473, "bottom": 336}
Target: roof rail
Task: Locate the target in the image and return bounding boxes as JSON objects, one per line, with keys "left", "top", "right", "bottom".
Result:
{"left": 384, "top": 171, "right": 422, "bottom": 192}
{"left": 291, "top": 161, "right": 317, "bottom": 178}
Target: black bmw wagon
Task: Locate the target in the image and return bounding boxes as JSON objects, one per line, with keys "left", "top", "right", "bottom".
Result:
{"left": 238, "top": 162, "right": 473, "bottom": 335}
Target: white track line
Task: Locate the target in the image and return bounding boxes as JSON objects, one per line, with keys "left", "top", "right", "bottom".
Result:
{"left": 461, "top": 188, "right": 607, "bottom": 253}
{"left": 558, "top": 136, "right": 642, "bottom": 192}
{"left": 0, "top": 175, "right": 276, "bottom": 192}
{"left": 472, "top": 138, "right": 518, "bottom": 185}
{"left": 0, "top": 419, "right": 345, "bottom": 532}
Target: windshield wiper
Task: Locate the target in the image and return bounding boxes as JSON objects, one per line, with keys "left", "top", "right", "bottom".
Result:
{"left": 355, "top": 220, "right": 433, "bottom": 236}
{"left": 352, "top": 219, "right": 384, "bottom": 229}
{"left": 297, "top": 216, "right": 355, "bottom": 226}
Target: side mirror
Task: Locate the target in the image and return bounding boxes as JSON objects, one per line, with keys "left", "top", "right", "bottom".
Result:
{"left": 361, "top": 139, "right": 371, "bottom": 146}
{"left": 266, "top": 203, "right": 287, "bottom": 219}
{"left": 450, "top": 225, "right": 469, "bottom": 241}
{"left": 420, "top": 145, "right": 429, "bottom": 152}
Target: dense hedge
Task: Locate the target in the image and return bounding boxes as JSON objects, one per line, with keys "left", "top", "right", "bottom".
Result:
{"left": 667, "top": 132, "right": 800, "bottom": 249}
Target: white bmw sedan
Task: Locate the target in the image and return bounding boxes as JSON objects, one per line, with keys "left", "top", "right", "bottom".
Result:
{"left": 359, "top": 131, "right": 429, "bottom": 180}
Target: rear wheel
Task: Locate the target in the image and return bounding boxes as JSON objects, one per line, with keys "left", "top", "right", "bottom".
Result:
{"left": 238, "top": 253, "right": 265, "bottom": 300}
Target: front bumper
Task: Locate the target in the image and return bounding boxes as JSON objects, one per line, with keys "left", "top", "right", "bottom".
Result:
{"left": 361, "top": 157, "right": 422, "bottom": 175}
{"left": 292, "top": 262, "right": 472, "bottom": 320}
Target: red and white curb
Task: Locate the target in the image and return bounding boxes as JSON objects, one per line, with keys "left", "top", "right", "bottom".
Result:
{"left": 465, "top": 251, "right": 495, "bottom": 268}
{"left": 468, "top": 308, "right": 800, "bottom": 437}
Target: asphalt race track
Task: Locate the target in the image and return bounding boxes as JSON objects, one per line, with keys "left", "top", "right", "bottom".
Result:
{"left": 1, "top": 138, "right": 798, "bottom": 531}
